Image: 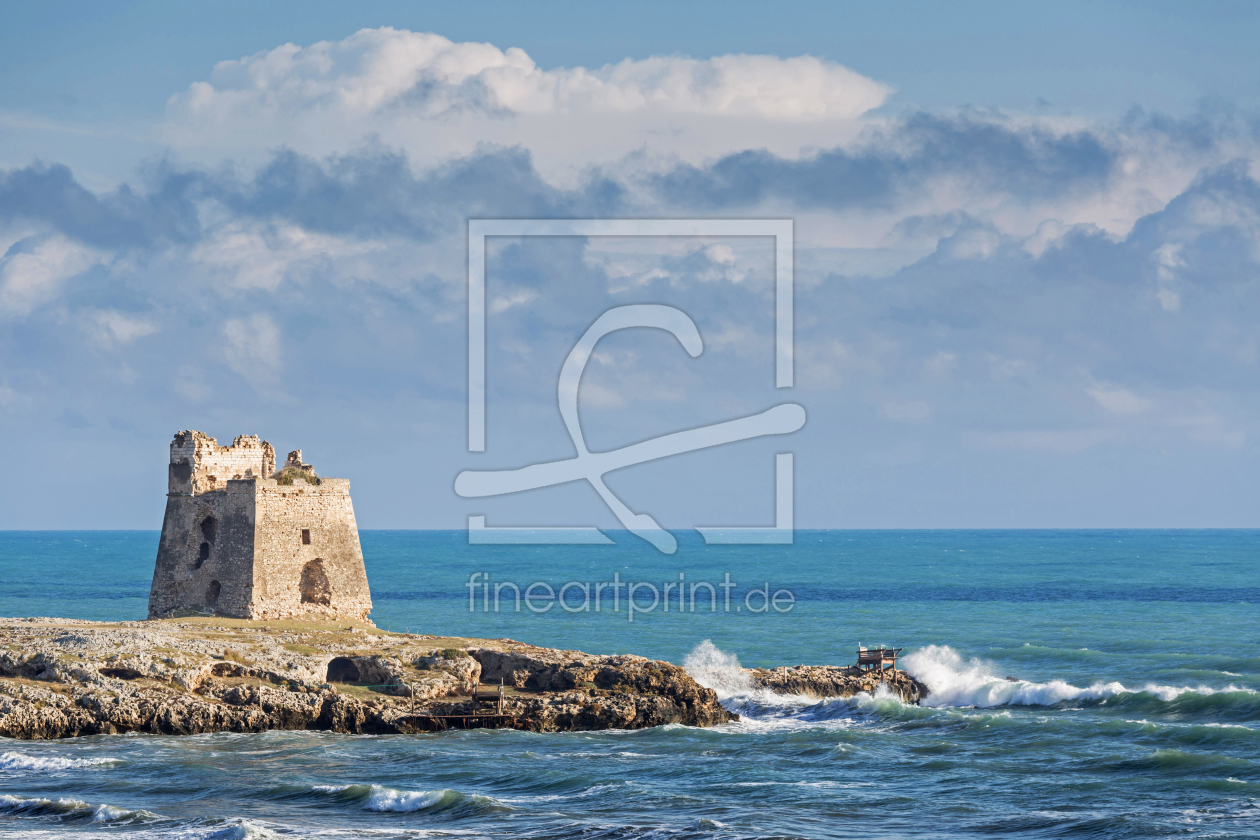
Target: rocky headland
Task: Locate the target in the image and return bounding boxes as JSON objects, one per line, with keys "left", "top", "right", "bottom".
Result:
{"left": 0, "top": 618, "right": 926, "bottom": 740}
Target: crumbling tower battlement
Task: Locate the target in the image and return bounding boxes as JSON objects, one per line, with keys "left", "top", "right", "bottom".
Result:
{"left": 148, "top": 431, "right": 373, "bottom": 622}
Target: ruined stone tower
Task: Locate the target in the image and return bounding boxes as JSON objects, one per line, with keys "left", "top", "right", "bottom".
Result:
{"left": 148, "top": 431, "right": 373, "bottom": 622}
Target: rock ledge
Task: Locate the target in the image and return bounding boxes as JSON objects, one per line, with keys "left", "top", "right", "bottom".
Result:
{"left": 0, "top": 617, "right": 734, "bottom": 739}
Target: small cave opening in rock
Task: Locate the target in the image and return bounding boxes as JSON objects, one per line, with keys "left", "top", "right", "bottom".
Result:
{"left": 326, "top": 657, "right": 360, "bottom": 683}
{"left": 206, "top": 579, "right": 221, "bottom": 607}
{"left": 98, "top": 667, "right": 143, "bottom": 680}
{"left": 196, "top": 541, "right": 210, "bottom": 568}
{"left": 300, "top": 559, "right": 332, "bottom": 606}
{"left": 200, "top": 515, "right": 217, "bottom": 544}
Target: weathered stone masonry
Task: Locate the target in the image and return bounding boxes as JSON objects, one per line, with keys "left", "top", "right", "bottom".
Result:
{"left": 149, "top": 431, "right": 373, "bottom": 622}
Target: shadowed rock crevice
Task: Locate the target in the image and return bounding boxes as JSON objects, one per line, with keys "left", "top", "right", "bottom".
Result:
{"left": 326, "top": 656, "right": 360, "bottom": 683}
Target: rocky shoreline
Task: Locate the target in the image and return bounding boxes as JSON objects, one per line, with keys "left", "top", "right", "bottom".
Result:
{"left": 0, "top": 618, "right": 925, "bottom": 740}
{"left": 749, "top": 664, "right": 929, "bottom": 703}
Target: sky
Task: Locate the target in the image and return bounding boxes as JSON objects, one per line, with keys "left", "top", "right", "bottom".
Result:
{"left": 2, "top": 1, "right": 1260, "bottom": 530}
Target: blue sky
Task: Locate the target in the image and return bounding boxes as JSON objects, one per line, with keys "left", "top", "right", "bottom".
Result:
{"left": 2, "top": 2, "right": 1260, "bottom": 529}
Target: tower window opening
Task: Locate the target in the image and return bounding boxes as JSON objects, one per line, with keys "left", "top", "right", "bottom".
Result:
{"left": 301, "top": 529, "right": 311, "bottom": 545}
{"left": 200, "top": 516, "right": 217, "bottom": 544}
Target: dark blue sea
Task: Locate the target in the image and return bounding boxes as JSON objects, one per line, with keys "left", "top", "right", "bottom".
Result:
{"left": 0, "top": 530, "right": 1257, "bottom": 838}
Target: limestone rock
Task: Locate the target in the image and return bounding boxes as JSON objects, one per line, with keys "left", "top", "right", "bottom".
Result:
{"left": 0, "top": 618, "right": 736, "bottom": 739}
{"left": 749, "top": 664, "right": 929, "bottom": 703}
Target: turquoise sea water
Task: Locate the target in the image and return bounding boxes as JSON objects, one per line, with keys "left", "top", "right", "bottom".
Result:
{"left": 0, "top": 530, "right": 1257, "bottom": 838}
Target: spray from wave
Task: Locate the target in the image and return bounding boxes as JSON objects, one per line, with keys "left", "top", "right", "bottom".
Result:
{"left": 685, "top": 641, "right": 1256, "bottom": 719}
{"left": 682, "top": 640, "right": 900, "bottom": 728}
{"left": 902, "top": 645, "right": 1258, "bottom": 709}
{"left": 682, "top": 640, "right": 757, "bottom": 700}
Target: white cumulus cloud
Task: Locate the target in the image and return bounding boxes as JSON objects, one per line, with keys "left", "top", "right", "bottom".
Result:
{"left": 169, "top": 28, "right": 890, "bottom": 123}
{"left": 0, "top": 235, "right": 106, "bottom": 315}
{"left": 161, "top": 28, "right": 891, "bottom": 179}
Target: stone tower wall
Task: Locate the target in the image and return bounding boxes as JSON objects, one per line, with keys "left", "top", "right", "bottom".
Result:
{"left": 250, "top": 479, "right": 372, "bottom": 622}
{"left": 150, "top": 430, "right": 372, "bottom": 623}
{"left": 149, "top": 481, "right": 257, "bottom": 619}
{"left": 169, "top": 431, "right": 276, "bottom": 495}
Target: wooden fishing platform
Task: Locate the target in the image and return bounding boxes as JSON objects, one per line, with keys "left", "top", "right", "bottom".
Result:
{"left": 407, "top": 683, "right": 520, "bottom": 730}
{"left": 856, "top": 646, "right": 902, "bottom": 671}
{"left": 416, "top": 713, "right": 519, "bottom": 730}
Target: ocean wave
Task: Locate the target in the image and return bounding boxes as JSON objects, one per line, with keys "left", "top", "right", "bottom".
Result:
{"left": 683, "top": 640, "right": 941, "bottom": 732}
{"left": 91, "top": 802, "right": 162, "bottom": 824}
{"left": 0, "top": 750, "right": 119, "bottom": 771}
{"left": 0, "top": 793, "right": 158, "bottom": 825}
{"left": 0, "top": 793, "right": 92, "bottom": 818}
{"left": 0, "top": 814, "right": 294, "bottom": 840}
{"left": 902, "top": 645, "right": 1260, "bottom": 714}
{"left": 364, "top": 786, "right": 446, "bottom": 812}
{"left": 278, "top": 781, "right": 510, "bottom": 815}
{"left": 684, "top": 640, "right": 1260, "bottom": 727}
{"left": 195, "top": 821, "right": 286, "bottom": 840}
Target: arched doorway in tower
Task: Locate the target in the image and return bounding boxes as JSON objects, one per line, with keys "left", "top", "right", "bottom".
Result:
{"left": 300, "top": 559, "right": 332, "bottom": 606}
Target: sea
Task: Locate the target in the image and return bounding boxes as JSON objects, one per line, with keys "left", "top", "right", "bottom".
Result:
{"left": 0, "top": 529, "right": 1256, "bottom": 839}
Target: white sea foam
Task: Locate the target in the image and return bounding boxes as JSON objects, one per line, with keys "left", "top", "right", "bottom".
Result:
{"left": 199, "top": 822, "right": 285, "bottom": 840}
{"left": 686, "top": 640, "right": 1255, "bottom": 715}
{"left": 0, "top": 750, "right": 118, "bottom": 771}
{"left": 92, "top": 804, "right": 133, "bottom": 822}
{"left": 902, "top": 645, "right": 1257, "bottom": 708}
{"left": 683, "top": 641, "right": 897, "bottom": 734}
{"left": 363, "top": 785, "right": 446, "bottom": 812}
{"left": 91, "top": 803, "right": 160, "bottom": 824}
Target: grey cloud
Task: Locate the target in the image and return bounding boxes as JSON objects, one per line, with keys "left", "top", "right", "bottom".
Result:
{"left": 647, "top": 113, "right": 1116, "bottom": 210}
{"left": 0, "top": 145, "right": 628, "bottom": 253}
{"left": 0, "top": 162, "right": 201, "bottom": 249}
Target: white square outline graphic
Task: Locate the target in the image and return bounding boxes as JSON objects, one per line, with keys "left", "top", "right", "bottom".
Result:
{"left": 466, "top": 218, "right": 795, "bottom": 545}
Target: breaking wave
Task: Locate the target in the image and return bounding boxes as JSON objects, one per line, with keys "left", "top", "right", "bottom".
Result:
{"left": 0, "top": 794, "right": 158, "bottom": 824}
{"left": 683, "top": 639, "right": 819, "bottom": 707}
{"left": 284, "top": 782, "right": 510, "bottom": 814}
{"left": 683, "top": 640, "right": 904, "bottom": 729}
{"left": 683, "top": 640, "right": 1259, "bottom": 725}
{"left": 682, "top": 639, "right": 760, "bottom": 700}
{"left": 0, "top": 751, "right": 119, "bottom": 771}
{"left": 903, "top": 645, "right": 1260, "bottom": 714}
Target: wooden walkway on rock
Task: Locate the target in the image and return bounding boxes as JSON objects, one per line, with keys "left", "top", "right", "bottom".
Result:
{"left": 344, "top": 682, "right": 522, "bottom": 730}
{"left": 414, "top": 684, "right": 520, "bottom": 730}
